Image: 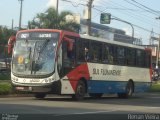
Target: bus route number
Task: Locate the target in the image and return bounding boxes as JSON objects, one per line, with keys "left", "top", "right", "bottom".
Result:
{"left": 39, "top": 34, "right": 52, "bottom": 38}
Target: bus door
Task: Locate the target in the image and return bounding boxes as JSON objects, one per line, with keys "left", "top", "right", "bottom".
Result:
{"left": 61, "top": 37, "right": 76, "bottom": 77}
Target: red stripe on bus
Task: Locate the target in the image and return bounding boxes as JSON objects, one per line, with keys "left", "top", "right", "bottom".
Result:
{"left": 67, "top": 63, "right": 90, "bottom": 91}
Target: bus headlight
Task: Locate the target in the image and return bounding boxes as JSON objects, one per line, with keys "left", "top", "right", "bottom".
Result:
{"left": 12, "top": 77, "right": 15, "bottom": 82}
{"left": 43, "top": 77, "right": 54, "bottom": 83}
{"left": 45, "top": 79, "right": 49, "bottom": 83}
{"left": 48, "top": 78, "right": 52, "bottom": 82}
{"left": 12, "top": 77, "right": 18, "bottom": 82}
{"left": 15, "top": 78, "right": 18, "bottom": 81}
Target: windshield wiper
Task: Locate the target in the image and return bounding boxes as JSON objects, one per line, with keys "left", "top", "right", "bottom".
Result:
{"left": 36, "top": 39, "right": 50, "bottom": 61}
{"left": 39, "top": 39, "right": 50, "bottom": 53}
{"left": 31, "top": 39, "right": 50, "bottom": 74}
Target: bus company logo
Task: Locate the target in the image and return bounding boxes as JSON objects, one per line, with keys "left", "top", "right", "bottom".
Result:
{"left": 30, "top": 79, "right": 40, "bottom": 83}
{"left": 1, "top": 114, "right": 18, "bottom": 120}
{"left": 93, "top": 68, "right": 121, "bottom": 76}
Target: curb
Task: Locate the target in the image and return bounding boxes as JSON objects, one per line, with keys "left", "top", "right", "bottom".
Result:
{"left": 0, "top": 94, "right": 33, "bottom": 98}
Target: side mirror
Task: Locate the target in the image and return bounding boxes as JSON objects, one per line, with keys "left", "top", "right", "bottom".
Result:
{"left": 63, "top": 37, "right": 73, "bottom": 51}
{"left": 8, "top": 36, "right": 16, "bottom": 54}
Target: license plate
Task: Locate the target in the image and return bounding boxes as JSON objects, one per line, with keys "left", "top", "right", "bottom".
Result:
{"left": 16, "top": 86, "right": 32, "bottom": 91}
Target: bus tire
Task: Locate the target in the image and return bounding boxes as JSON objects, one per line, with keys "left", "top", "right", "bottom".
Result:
{"left": 72, "top": 80, "right": 86, "bottom": 101}
{"left": 34, "top": 93, "right": 46, "bottom": 99}
{"left": 118, "top": 81, "right": 134, "bottom": 98}
{"left": 89, "top": 93, "right": 103, "bottom": 99}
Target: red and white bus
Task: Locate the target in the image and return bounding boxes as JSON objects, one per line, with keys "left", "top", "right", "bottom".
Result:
{"left": 11, "top": 29, "right": 152, "bottom": 100}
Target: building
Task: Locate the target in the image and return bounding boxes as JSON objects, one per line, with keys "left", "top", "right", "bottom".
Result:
{"left": 80, "top": 19, "right": 142, "bottom": 45}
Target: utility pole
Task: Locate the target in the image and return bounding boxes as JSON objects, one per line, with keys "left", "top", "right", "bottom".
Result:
{"left": 156, "top": 35, "right": 160, "bottom": 69}
{"left": 12, "top": 19, "right": 14, "bottom": 30}
{"left": 56, "top": 0, "right": 59, "bottom": 15}
{"left": 19, "top": 0, "right": 24, "bottom": 30}
{"left": 86, "top": 0, "right": 94, "bottom": 36}
{"left": 156, "top": 16, "right": 160, "bottom": 68}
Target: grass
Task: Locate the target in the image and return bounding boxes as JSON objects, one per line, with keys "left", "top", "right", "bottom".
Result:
{"left": 0, "top": 69, "right": 11, "bottom": 80}
{"left": 0, "top": 74, "right": 11, "bottom": 80}
{"left": 0, "top": 82, "right": 12, "bottom": 95}
{"left": 0, "top": 72, "right": 11, "bottom": 95}
{"left": 149, "top": 83, "right": 160, "bottom": 92}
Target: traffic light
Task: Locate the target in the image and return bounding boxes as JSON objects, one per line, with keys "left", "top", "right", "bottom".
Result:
{"left": 100, "top": 13, "right": 111, "bottom": 24}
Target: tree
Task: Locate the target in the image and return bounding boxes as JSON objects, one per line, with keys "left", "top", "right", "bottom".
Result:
{"left": 0, "top": 26, "right": 16, "bottom": 59}
{"left": 28, "top": 8, "right": 80, "bottom": 33}
{"left": 0, "top": 26, "right": 16, "bottom": 45}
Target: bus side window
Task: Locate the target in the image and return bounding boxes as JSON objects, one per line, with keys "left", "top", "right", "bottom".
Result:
{"left": 90, "top": 41, "right": 102, "bottom": 63}
{"left": 117, "top": 47, "right": 125, "bottom": 65}
{"left": 145, "top": 51, "right": 151, "bottom": 68}
{"left": 136, "top": 50, "right": 145, "bottom": 67}
{"left": 108, "top": 45, "right": 114, "bottom": 64}
{"left": 102, "top": 44, "right": 110, "bottom": 64}
{"left": 77, "top": 39, "right": 89, "bottom": 62}
{"left": 126, "top": 48, "right": 136, "bottom": 66}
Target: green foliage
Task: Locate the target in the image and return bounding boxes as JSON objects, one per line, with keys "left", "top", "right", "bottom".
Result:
{"left": 0, "top": 74, "right": 11, "bottom": 80}
{"left": 0, "top": 26, "right": 16, "bottom": 45}
{"left": 28, "top": 7, "right": 80, "bottom": 32}
{"left": 0, "top": 82, "right": 12, "bottom": 95}
{"left": 0, "top": 26, "right": 16, "bottom": 58}
{"left": 149, "top": 83, "right": 160, "bottom": 92}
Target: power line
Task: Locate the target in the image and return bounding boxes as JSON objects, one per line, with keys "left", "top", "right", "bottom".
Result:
{"left": 92, "top": 0, "right": 160, "bottom": 34}
{"left": 123, "top": 0, "right": 159, "bottom": 16}
{"left": 61, "top": 0, "right": 87, "bottom": 7}
{"left": 97, "top": 0, "right": 159, "bottom": 29}
{"left": 92, "top": 1, "right": 157, "bottom": 30}
{"left": 130, "top": 0, "right": 160, "bottom": 15}
{"left": 93, "top": 7, "right": 159, "bottom": 35}
{"left": 93, "top": 7, "right": 150, "bottom": 12}
{"left": 61, "top": 0, "right": 159, "bottom": 35}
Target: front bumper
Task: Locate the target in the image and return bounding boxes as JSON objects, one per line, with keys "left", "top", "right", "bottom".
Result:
{"left": 12, "top": 80, "right": 61, "bottom": 94}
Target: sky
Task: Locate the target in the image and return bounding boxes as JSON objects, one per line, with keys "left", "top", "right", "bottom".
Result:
{"left": 0, "top": 0, "right": 160, "bottom": 44}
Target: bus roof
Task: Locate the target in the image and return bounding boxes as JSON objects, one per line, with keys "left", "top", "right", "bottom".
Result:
{"left": 17, "top": 29, "right": 145, "bottom": 50}
{"left": 80, "top": 34, "right": 145, "bottom": 50}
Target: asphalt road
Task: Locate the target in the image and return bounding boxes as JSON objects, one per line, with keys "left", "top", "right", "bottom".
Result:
{"left": 0, "top": 92, "right": 160, "bottom": 120}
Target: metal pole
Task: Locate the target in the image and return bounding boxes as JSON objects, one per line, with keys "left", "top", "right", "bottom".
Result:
{"left": 112, "top": 18, "right": 134, "bottom": 42}
{"left": 12, "top": 19, "right": 14, "bottom": 30}
{"left": 156, "top": 35, "right": 160, "bottom": 68}
{"left": 87, "top": 0, "right": 93, "bottom": 36}
{"left": 56, "top": 0, "right": 59, "bottom": 15}
{"left": 19, "top": 0, "right": 23, "bottom": 30}
{"left": 156, "top": 16, "right": 160, "bottom": 68}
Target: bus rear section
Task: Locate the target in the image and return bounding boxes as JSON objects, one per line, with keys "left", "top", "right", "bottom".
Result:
{"left": 59, "top": 36, "right": 152, "bottom": 100}
{"left": 11, "top": 29, "right": 152, "bottom": 100}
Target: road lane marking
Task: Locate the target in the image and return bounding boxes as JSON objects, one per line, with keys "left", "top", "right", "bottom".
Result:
{"left": 54, "top": 110, "right": 118, "bottom": 116}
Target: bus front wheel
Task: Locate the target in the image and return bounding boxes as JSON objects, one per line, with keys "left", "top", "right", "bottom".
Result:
{"left": 72, "top": 80, "right": 86, "bottom": 101}
{"left": 34, "top": 93, "right": 46, "bottom": 99}
{"left": 118, "top": 81, "right": 134, "bottom": 98}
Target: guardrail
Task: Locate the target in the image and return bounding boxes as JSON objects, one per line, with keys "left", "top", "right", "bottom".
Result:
{"left": 0, "top": 67, "right": 10, "bottom": 75}
{"left": 0, "top": 80, "right": 11, "bottom": 83}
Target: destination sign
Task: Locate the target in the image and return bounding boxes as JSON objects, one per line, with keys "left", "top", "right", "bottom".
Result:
{"left": 17, "top": 32, "right": 59, "bottom": 39}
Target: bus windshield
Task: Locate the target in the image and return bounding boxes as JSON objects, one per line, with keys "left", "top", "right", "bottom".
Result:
{"left": 12, "top": 32, "right": 59, "bottom": 76}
